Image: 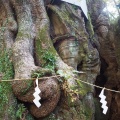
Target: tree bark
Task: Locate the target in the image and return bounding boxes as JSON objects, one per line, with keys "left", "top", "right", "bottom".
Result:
{"left": 2, "top": 0, "right": 117, "bottom": 120}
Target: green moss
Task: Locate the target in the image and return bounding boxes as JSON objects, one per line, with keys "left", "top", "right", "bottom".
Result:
{"left": 16, "top": 104, "right": 26, "bottom": 119}
{"left": 26, "top": 114, "right": 34, "bottom": 120}
{"left": 0, "top": 83, "right": 11, "bottom": 111}
{"left": 17, "top": 29, "right": 33, "bottom": 39}
{"left": 17, "top": 32, "right": 29, "bottom": 38}
{"left": 0, "top": 51, "right": 14, "bottom": 107}
{"left": 8, "top": 102, "right": 17, "bottom": 120}
{"left": 43, "top": 113, "right": 57, "bottom": 120}
{"left": 0, "top": 50, "right": 17, "bottom": 119}
{"left": 42, "top": 51, "right": 56, "bottom": 70}
{"left": 16, "top": 103, "right": 34, "bottom": 120}
{"left": 35, "top": 26, "right": 57, "bottom": 69}
{"left": 86, "top": 14, "right": 94, "bottom": 39}
{"left": 74, "top": 101, "right": 93, "bottom": 120}
{"left": 84, "top": 104, "right": 93, "bottom": 120}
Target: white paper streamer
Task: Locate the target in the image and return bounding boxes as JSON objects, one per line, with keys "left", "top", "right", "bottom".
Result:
{"left": 33, "top": 78, "right": 41, "bottom": 108}
{"left": 99, "top": 88, "right": 108, "bottom": 114}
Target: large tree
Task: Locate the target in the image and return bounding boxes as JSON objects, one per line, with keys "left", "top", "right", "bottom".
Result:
{"left": 0, "top": 0, "right": 120, "bottom": 120}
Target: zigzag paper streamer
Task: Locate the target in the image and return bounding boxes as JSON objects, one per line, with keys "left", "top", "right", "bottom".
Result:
{"left": 99, "top": 88, "right": 108, "bottom": 114}
{"left": 33, "top": 78, "right": 41, "bottom": 108}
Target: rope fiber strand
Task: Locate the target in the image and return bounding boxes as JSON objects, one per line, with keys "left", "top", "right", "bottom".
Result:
{"left": 0, "top": 74, "right": 120, "bottom": 93}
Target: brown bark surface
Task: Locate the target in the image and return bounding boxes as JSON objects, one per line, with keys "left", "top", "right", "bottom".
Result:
{"left": 1, "top": 0, "right": 120, "bottom": 120}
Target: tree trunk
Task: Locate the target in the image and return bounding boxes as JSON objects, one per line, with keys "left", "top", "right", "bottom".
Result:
{"left": 1, "top": 0, "right": 119, "bottom": 120}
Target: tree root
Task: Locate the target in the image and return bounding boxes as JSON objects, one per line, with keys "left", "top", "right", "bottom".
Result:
{"left": 30, "top": 78, "right": 60, "bottom": 118}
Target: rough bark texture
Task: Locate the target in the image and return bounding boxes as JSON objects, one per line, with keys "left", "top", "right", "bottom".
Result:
{"left": 87, "top": 0, "right": 120, "bottom": 120}
{"left": 0, "top": 0, "right": 120, "bottom": 120}
{"left": 0, "top": 2, "right": 17, "bottom": 120}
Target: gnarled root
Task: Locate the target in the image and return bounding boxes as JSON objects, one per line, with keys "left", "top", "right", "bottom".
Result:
{"left": 13, "top": 76, "right": 60, "bottom": 118}
{"left": 30, "top": 78, "right": 60, "bottom": 118}
{"left": 9, "top": 0, "right": 61, "bottom": 118}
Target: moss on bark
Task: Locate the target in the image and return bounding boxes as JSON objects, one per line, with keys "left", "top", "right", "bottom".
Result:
{"left": 0, "top": 50, "right": 17, "bottom": 120}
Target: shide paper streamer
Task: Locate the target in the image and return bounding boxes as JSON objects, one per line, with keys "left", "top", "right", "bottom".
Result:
{"left": 2, "top": 74, "right": 119, "bottom": 114}
{"left": 33, "top": 78, "right": 41, "bottom": 108}
{"left": 99, "top": 88, "right": 108, "bottom": 114}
